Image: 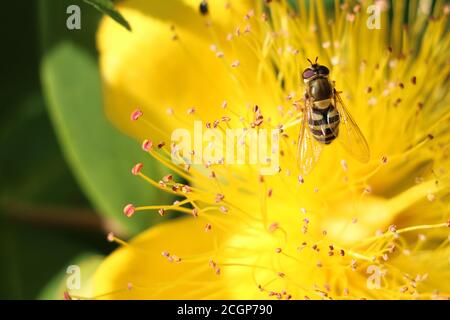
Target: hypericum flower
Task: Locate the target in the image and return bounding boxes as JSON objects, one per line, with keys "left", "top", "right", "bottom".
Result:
{"left": 91, "top": 0, "right": 450, "bottom": 299}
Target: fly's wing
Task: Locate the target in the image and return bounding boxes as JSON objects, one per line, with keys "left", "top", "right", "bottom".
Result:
{"left": 297, "top": 100, "right": 323, "bottom": 175}
{"left": 329, "top": 90, "right": 370, "bottom": 163}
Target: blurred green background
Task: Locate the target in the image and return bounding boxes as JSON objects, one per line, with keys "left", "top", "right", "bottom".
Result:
{"left": 0, "top": 0, "right": 173, "bottom": 299}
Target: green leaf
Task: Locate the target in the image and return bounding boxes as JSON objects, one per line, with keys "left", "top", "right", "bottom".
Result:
{"left": 0, "top": 214, "right": 108, "bottom": 299}
{"left": 82, "top": 0, "right": 131, "bottom": 31}
{"left": 0, "top": 92, "right": 90, "bottom": 206}
{"left": 38, "top": 0, "right": 173, "bottom": 235}
{"left": 38, "top": 253, "right": 104, "bottom": 300}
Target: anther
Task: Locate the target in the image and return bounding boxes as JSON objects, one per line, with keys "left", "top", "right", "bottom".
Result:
{"left": 181, "top": 185, "right": 191, "bottom": 193}
{"left": 340, "top": 159, "right": 348, "bottom": 171}
{"left": 268, "top": 222, "right": 279, "bottom": 232}
{"left": 158, "top": 208, "right": 165, "bottom": 216}
{"left": 215, "top": 193, "right": 225, "bottom": 203}
{"left": 444, "top": 4, "right": 450, "bottom": 15}
{"left": 131, "top": 163, "right": 143, "bottom": 175}
{"left": 142, "top": 139, "right": 153, "bottom": 151}
{"left": 130, "top": 109, "right": 143, "bottom": 121}
{"left": 388, "top": 225, "right": 397, "bottom": 233}
{"left": 231, "top": 60, "right": 240, "bottom": 68}
{"left": 162, "top": 174, "right": 173, "bottom": 183}
{"left": 199, "top": 1, "right": 209, "bottom": 15}
{"left": 107, "top": 232, "right": 115, "bottom": 242}
{"left": 192, "top": 208, "right": 199, "bottom": 217}
{"left": 205, "top": 223, "right": 212, "bottom": 232}
{"left": 261, "top": 13, "right": 268, "bottom": 22}
{"left": 219, "top": 206, "right": 228, "bottom": 213}
{"left": 275, "top": 247, "right": 282, "bottom": 254}
{"left": 123, "top": 204, "right": 135, "bottom": 217}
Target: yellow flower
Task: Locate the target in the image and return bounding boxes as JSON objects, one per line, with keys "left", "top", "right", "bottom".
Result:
{"left": 92, "top": 0, "right": 450, "bottom": 299}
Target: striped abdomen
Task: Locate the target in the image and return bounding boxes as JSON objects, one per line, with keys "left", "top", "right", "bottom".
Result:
{"left": 308, "top": 104, "right": 340, "bottom": 144}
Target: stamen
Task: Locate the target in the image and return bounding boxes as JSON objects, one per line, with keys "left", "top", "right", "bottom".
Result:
{"left": 130, "top": 109, "right": 143, "bottom": 121}
{"left": 141, "top": 139, "right": 152, "bottom": 152}
{"left": 131, "top": 163, "right": 143, "bottom": 175}
{"left": 123, "top": 204, "right": 135, "bottom": 217}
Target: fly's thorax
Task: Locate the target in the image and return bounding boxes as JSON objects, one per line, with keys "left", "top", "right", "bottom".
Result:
{"left": 308, "top": 77, "right": 333, "bottom": 102}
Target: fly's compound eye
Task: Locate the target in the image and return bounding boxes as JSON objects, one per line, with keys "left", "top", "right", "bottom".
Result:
{"left": 317, "top": 65, "right": 330, "bottom": 75}
{"left": 302, "top": 69, "right": 315, "bottom": 80}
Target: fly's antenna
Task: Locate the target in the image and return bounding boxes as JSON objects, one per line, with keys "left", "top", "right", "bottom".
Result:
{"left": 307, "top": 57, "right": 319, "bottom": 66}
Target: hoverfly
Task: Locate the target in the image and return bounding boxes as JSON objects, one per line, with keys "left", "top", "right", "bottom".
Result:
{"left": 297, "top": 57, "right": 370, "bottom": 175}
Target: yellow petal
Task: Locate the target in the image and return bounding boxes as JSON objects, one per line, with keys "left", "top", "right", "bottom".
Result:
{"left": 97, "top": 0, "right": 257, "bottom": 142}
{"left": 94, "top": 217, "right": 230, "bottom": 299}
